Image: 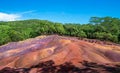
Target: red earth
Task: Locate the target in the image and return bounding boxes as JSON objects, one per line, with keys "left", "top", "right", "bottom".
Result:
{"left": 0, "top": 35, "right": 120, "bottom": 73}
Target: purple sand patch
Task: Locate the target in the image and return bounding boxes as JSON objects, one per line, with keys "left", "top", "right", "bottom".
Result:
{"left": 0, "top": 35, "right": 64, "bottom": 59}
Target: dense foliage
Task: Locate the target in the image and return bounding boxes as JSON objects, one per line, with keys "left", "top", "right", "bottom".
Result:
{"left": 0, "top": 16, "right": 120, "bottom": 45}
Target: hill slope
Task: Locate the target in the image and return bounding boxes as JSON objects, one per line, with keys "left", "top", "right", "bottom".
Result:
{"left": 0, "top": 35, "right": 120, "bottom": 72}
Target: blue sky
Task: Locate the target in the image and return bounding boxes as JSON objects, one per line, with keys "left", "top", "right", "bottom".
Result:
{"left": 0, "top": 0, "right": 120, "bottom": 24}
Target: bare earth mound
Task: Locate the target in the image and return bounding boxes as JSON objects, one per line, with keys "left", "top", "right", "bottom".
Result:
{"left": 0, "top": 35, "right": 120, "bottom": 73}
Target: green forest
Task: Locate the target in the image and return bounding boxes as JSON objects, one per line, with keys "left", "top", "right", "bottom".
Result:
{"left": 0, "top": 16, "right": 120, "bottom": 45}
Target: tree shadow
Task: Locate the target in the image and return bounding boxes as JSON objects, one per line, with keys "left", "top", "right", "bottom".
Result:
{"left": 0, "top": 60, "right": 120, "bottom": 73}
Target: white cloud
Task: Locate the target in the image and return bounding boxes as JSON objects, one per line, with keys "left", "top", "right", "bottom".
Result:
{"left": 19, "top": 10, "right": 36, "bottom": 14}
{"left": 0, "top": 12, "right": 21, "bottom": 21}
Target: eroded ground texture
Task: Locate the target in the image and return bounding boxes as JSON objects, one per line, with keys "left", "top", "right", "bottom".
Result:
{"left": 0, "top": 35, "right": 120, "bottom": 73}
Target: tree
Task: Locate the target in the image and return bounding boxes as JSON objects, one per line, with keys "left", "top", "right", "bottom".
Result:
{"left": 54, "top": 23, "right": 65, "bottom": 35}
{"left": 8, "top": 30, "right": 24, "bottom": 41}
{"left": 0, "top": 25, "right": 12, "bottom": 45}
{"left": 77, "top": 30, "right": 87, "bottom": 38}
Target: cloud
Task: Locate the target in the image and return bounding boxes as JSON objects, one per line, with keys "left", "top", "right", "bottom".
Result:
{"left": 19, "top": 10, "right": 36, "bottom": 14}
{"left": 0, "top": 12, "right": 21, "bottom": 21}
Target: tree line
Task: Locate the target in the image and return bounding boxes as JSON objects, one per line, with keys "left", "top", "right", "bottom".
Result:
{"left": 0, "top": 16, "right": 120, "bottom": 45}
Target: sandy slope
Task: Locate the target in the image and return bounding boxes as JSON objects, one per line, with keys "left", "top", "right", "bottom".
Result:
{"left": 0, "top": 35, "right": 120, "bottom": 69}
